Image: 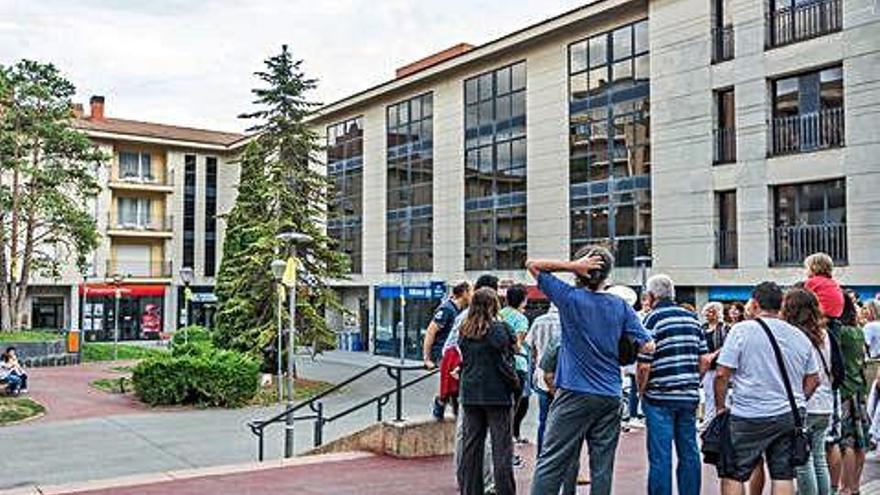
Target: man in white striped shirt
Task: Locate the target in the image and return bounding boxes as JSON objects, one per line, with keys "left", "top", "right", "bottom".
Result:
{"left": 526, "top": 304, "right": 561, "bottom": 454}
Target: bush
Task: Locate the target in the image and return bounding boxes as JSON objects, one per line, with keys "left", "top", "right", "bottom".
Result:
{"left": 132, "top": 341, "right": 259, "bottom": 408}
{"left": 170, "top": 326, "right": 211, "bottom": 349}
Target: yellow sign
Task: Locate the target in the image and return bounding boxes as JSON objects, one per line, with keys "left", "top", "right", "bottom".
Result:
{"left": 184, "top": 287, "right": 194, "bottom": 302}
{"left": 282, "top": 256, "right": 298, "bottom": 287}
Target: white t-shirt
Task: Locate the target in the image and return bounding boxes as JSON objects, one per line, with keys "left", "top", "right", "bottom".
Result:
{"left": 864, "top": 322, "right": 880, "bottom": 359}
{"left": 525, "top": 306, "right": 561, "bottom": 392}
{"left": 717, "top": 317, "right": 820, "bottom": 419}
{"left": 807, "top": 335, "right": 834, "bottom": 415}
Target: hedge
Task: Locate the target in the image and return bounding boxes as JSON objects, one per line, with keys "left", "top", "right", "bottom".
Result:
{"left": 169, "top": 326, "right": 211, "bottom": 349}
{"left": 132, "top": 341, "right": 259, "bottom": 408}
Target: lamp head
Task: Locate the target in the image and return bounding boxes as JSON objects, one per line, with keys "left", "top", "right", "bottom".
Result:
{"left": 276, "top": 231, "right": 312, "bottom": 245}
{"left": 179, "top": 266, "right": 195, "bottom": 285}
{"left": 270, "top": 259, "right": 287, "bottom": 281}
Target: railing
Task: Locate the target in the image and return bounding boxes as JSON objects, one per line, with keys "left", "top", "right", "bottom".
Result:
{"left": 105, "top": 259, "right": 173, "bottom": 278}
{"left": 766, "top": 0, "right": 842, "bottom": 48}
{"left": 247, "top": 362, "right": 438, "bottom": 461}
{"left": 107, "top": 213, "right": 174, "bottom": 232}
{"left": 770, "top": 223, "right": 847, "bottom": 266}
{"left": 768, "top": 107, "right": 844, "bottom": 156}
{"left": 111, "top": 174, "right": 174, "bottom": 187}
{"left": 712, "top": 25, "right": 735, "bottom": 63}
{"left": 716, "top": 229, "right": 738, "bottom": 268}
{"left": 713, "top": 127, "right": 737, "bottom": 164}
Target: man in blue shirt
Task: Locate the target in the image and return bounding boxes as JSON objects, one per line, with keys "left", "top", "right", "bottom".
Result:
{"left": 527, "top": 246, "right": 654, "bottom": 495}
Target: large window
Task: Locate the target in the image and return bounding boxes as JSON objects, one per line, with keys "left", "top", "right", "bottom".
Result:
{"left": 770, "top": 65, "right": 844, "bottom": 155}
{"left": 387, "top": 93, "right": 433, "bottom": 273}
{"left": 771, "top": 178, "right": 847, "bottom": 265}
{"left": 716, "top": 190, "right": 738, "bottom": 267}
{"left": 204, "top": 157, "right": 217, "bottom": 277}
{"left": 714, "top": 88, "right": 736, "bottom": 164}
{"left": 182, "top": 154, "right": 196, "bottom": 269}
{"left": 327, "top": 117, "right": 364, "bottom": 273}
{"left": 117, "top": 197, "right": 152, "bottom": 228}
{"left": 569, "top": 20, "right": 651, "bottom": 267}
{"left": 767, "top": 0, "right": 842, "bottom": 48}
{"left": 464, "top": 62, "right": 527, "bottom": 271}
{"left": 118, "top": 152, "right": 153, "bottom": 181}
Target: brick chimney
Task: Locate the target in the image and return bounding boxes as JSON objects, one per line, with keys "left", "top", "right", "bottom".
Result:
{"left": 71, "top": 103, "right": 84, "bottom": 118}
{"left": 396, "top": 43, "right": 473, "bottom": 78}
{"left": 89, "top": 95, "right": 105, "bottom": 121}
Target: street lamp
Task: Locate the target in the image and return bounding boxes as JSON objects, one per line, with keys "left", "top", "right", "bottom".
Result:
{"left": 179, "top": 266, "right": 195, "bottom": 343}
{"left": 397, "top": 266, "right": 408, "bottom": 365}
{"left": 276, "top": 231, "right": 312, "bottom": 459}
{"left": 634, "top": 255, "right": 652, "bottom": 294}
{"left": 110, "top": 272, "right": 125, "bottom": 361}
{"left": 271, "top": 258, "right": 287, "bottom": 404}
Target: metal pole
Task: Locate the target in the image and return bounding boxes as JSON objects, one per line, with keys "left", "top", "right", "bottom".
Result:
{"left": 399, "top": 270, "right": 405, "bottom": 364}
{"left": 114, "top": 288, "right": 121, "bottom": 361}
{"left": 183, "top": 282, "right": 190, "bottom": 344}
{"left": 277, "top": 282, "right": 284, "bottom": 403}
{"left": 284, "top": 246, "right": 297, "bottom": 458}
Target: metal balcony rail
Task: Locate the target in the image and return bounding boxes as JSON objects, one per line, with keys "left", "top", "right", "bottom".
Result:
{"left": 770, "top": 223, "right": 847, "bottom": 266}
{"left": 768, "top": 107, "right": 844, "bottom": 156}
{"left": 105, "top": 259, "right": 173, "bottom": 278}
{"left": 107, "top": 213, "right": 174, "bottom": 232}
{"left": 766, "top": 0, "right": 842, "bottom": 48}
{"left": 113, "top": 173, "right": 174, "bottom": 187}
{"left": 247, "top": 362, "right": 438, "bottom": 461}
{"left": 715, "top": 229, "right": 738, "bottom": 268}
{"left": 713, "top": 127, "right": 737, "bottom": 164}
{"left": 712, "top": 25, "right": 735, "bottom": 63}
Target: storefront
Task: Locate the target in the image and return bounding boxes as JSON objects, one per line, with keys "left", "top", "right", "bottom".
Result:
{"left": 80, "top": 284, "right": 166, "bottom": 341}
{"left": 374, "top": 281, "right": 446, "bottom": 360}
{"left": 176, "top": 285, "right": 217, "bottom": 329}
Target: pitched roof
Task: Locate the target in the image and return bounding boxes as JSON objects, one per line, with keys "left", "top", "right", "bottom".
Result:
{"left": 74, "top": 117, "right": 246, "bottom": 147}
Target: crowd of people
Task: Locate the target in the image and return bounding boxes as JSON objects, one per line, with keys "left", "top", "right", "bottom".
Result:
{"left": 420, "top": 248, "right": 880, "bottom": 495}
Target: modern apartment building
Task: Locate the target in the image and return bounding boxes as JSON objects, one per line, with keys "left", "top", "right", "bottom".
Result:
{"left": 24, "top": 96, "right": 245, "bottom": 339}
{"left": 308, "top": 0, "right": 880, "bottom": 358}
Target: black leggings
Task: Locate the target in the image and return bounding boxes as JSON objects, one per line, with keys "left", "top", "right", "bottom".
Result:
{"left": 513, "top": 395, "right": 529, "bottom": 438}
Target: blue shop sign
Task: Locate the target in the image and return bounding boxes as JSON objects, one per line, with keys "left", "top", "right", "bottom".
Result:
{"left": 708, "top": 286, "right": 753, "bottom": 302}
{"left": 376, "top": 281, "right": 447, "bottom": 300}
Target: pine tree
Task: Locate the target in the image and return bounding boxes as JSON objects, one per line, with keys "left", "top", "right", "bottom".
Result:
{"left": 213, "top": 46, "right": 348, "bottom": 363}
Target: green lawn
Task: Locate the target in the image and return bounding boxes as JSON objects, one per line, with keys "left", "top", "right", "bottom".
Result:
{"left": 82, "top": 343, "right": 167, "bottom": 362}
{"left": 0, "top": 396, "right": 45, "bottom": 426}
{"left": 0, "top": 330, "right": 63, "bottom": 342}
{"left": 251, "top": 378, "right": 335, "bottom": 406}
{"left": 91, "top": 377, "right": 131, "bottom": 394}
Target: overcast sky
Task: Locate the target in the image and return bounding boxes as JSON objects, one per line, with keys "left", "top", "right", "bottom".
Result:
{"left": 1, "top": 0, "right": 587, "bottom": 133}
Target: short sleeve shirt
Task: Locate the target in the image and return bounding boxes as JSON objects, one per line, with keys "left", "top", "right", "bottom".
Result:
{"left": 430, "top": 299, "right": 461, "bottom": 359}
{"left": 500, "top": 307, "right": 530, "bottom": 373}
{"left": 717, "top": 317, "right": 819, "bottom": 418}
{"left": 863, "top": 322, "right": 880, "bottom": 359}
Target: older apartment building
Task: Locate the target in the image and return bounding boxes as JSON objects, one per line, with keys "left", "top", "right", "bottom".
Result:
{"left": 25, "top": 97, "right": 245, "bottom": 338}
{"left": 309, "top": 0, "right": 880, "bottom": 358}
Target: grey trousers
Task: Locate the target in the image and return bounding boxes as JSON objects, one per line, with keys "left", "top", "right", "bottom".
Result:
{"left": 456, "top": 407, "right": 494, "bottom": 489}
{"left": 458, "top": 405, "right": 516, "bottom": 495}
{"left": 530, "top": 389, "right": 622, "bottom": 495}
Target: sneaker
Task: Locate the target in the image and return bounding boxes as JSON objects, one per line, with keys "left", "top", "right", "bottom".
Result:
{"left": 628, "top": 418, "right": 646, "bottom": 429}
{"left": 19, "top": 389, "right": 28, "bottom": 394}
{"left": 513, "top": 454, "right": 525, "bottom": 469}
{"left": 431, "top": 397, "right": 445, "bottom": 421}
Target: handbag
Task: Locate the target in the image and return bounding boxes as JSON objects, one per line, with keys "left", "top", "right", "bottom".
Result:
{"left": 755, "top": 317, "right": 811, "bottom": 467}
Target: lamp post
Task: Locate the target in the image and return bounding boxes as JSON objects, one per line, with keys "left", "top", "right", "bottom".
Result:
{"left": 397, "top": 266, "right": 408, "bottom": 364}
{"left": 110, "top": 273, "right": 124, "bottom": 361}
{"left": 271, "top": 259, "right": 287, "bottom": 404}
{"left": 179, "top": 267, "right": 194, "bottom": 343}
{"left": 276, "top": 231, "right": 312, "bottom": 459}
{"left": 634, "top": 255, "right": 652, "bottom": 294}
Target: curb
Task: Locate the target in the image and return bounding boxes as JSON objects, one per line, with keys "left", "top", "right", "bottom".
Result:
{"left": 0, "top": 451, "right": 374, "bottom": 495}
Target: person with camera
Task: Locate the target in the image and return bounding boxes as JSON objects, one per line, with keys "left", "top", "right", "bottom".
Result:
{"left": 525, "top": 246, "right": 654, "bottom": 495}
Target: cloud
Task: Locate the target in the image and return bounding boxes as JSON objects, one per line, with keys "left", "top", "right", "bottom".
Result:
{"left": 0, "top": 0, "right": 586, "bottom": 132}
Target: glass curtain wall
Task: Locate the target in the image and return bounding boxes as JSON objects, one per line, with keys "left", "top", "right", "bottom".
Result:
{"left": 327, "top": 117, "right": 364, "bottom": 273}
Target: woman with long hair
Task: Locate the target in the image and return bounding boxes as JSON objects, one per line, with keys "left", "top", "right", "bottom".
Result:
{"left": 457, "top": 287, "right": 518, "bottom": 495}
{"left": 725, "top": 302, "right": 746, "bottom": 324}
{"left": 700, "top": 301, "right": 729, "bottom": 428}
{"left": 783, "top": 288, "right": 833, "bottom": 495}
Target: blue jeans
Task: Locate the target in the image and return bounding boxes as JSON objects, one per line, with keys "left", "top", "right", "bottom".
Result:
{"left": 536, "top": 388, "right": 551, "bottom": 454}
{"left": 643, "top": 400, "right": 701, "bottom": 495}
{"left": 796, "top": 414, "right": 832, "bottom": 495}
{"left": 628, "top": 374, "right": 641, "bottom": 419}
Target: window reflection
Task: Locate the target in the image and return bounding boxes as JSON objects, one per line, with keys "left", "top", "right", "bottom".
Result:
{"left": 327, "top": 116, "right": 364, "bottom": 273}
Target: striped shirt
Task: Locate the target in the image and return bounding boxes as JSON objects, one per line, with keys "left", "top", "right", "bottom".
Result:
{"left": 638, "top": 299, "right": 707, "bottom": 407}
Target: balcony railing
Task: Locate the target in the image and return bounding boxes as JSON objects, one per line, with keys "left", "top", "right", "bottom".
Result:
{"left": 770, "top": 223, "right": 847, "bottom": 266}
{"left": 768, "top": 107, "right": 844, "bottom": 156}
{"left": 713, "top": 127, "right": 737, "bottom": 164}
{"left": 712, "top": 25, "right": 735, "bottom": 63}
{"left": 107, "top": 213, "right": 174, "bottom": 233}
{"left": 766, "top": 0, "right": 842, "bottom": 48}
{"left": 106, "top": 259, "right": 173, "bottom": 279}
{"left": 111, "top": 173, "right": 174, "bottom": 188}
{"left": 716, "top": 229, "right": 739, "bottom": 268}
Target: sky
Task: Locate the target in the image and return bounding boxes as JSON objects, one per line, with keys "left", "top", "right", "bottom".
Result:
{"left": 1, "top": 0, "right": 588, "bottom": 133}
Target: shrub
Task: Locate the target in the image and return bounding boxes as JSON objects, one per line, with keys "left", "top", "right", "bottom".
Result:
{"left": 171, "top": 340, "right": 214, "bottom": 358}
{"left": 132, "top": 345, "right": 259, "bottom": 408}
{"left": 82, "top": 343, "right": 166, "bottom": 362}
{"left": 170, "top": 326, "right": 211, "bottom": 349}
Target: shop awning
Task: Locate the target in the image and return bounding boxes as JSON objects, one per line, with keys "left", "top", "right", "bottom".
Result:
{"left": 80, "top": 284, "right": 166, "bottom": 297}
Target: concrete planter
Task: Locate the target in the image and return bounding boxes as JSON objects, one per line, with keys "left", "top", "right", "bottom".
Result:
{"left": 5, "top": 339, "right": 78, "bottom": 367}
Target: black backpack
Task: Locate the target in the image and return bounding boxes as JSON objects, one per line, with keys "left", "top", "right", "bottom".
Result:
{"left": 827, "top": 319, "right": 847, "bottom": 390}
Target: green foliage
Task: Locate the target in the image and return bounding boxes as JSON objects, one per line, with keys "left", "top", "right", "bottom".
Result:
{"left": 132, "top": 341, "right": 260, "bottom": 408}
{"left": 90, "top": 377, "right": 130, "bottom": 394}
{"left": 214, "top": 46, "right": 349, "bottom": 364}
{"left": 0, "top": 396, "right": 45, "bottom": 425}
{"left": 0, "top": 330, "right": 63, "bottom": 342}
{"left": 169, "top": 325, "right": 211, "bottom": 349}
{"left": 0, "top": 60, "right": 108, "bottom": 331}
{"left": 81, "top": 343, "right": 166, "bottom": 362}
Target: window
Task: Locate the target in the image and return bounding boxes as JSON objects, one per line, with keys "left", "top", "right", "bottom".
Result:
{"left": 770, "top": 65, "right": 844, "bottom": 155}
{"left": 119, "top": 152, "right": 153, "bottom": 181}
{"left": 714, "top": 88, "right": 736, "bottom": 163}
{"left": 771, "top": 179, "right": 847, "bottom": 265}
{"left": 183, "top": 154, "right": 196, "bottom": 269}
{"left": 767, "top": 0, "right": 842, "bottom": 48}
{"left": 569, "top": 20, "right": 651, "bottom": 267}
{"left": 204, "top": 157, "right": 217, "bottom": 277}
{"left": 464, "top": 61, "right": 527, "bottom": 271}
{"left": 712, "top": 0, "right": 734, "bottom": 62}
{"left": 327, "top": 117, "right": 364, "bottom": 273}
{"left": 716, "top": 191, "right": 738, "bottom": 267}
{"left": 387, "top": 93, "right": 433, "bottom": 273}
{"left": 32, "top": 297, "right": 64, "bottom": 330}
{"left": 117, "top": 197, "right": 152, "bottom": 228}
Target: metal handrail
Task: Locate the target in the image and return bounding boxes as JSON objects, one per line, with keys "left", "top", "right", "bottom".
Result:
{"left": 247, "top": 362, "right": 437, "bottom": 461}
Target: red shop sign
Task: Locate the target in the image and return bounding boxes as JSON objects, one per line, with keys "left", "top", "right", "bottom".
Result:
{"left": 80, "top": 284, "right": 166, "bottom": 297}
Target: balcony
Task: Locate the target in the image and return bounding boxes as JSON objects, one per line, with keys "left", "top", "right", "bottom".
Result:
{"left": 770, "top": 223, "right": 847, "bottom": 266}
{"left": 106, "top": 259, "right": 173, "bottom": 280}
{"left": 712, "top": 25, "right": 735, "bottom": 63}
{"left": 766, "top": 0, "right": 842, "bottom": 48}
{"left": 108, "top": 173, "right": 174, "bottom": 193}
{"left": 107, "top": 213, "right": 174, "bottom": 238}
{"left": 713, "top": 127, "right": 737, "bottom": 164}
{"left": 715, "top": 229, "right": 738, "bottom": 268}
{"left": 768, "top": 107, "right": 844, "bottom": 156}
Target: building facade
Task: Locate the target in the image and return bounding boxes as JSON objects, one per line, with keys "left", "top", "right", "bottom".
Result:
{"left": 24, "top": 96, "right": 245, "bottom": 339}
{"left": 308, "top": 0, "right": 880, "bottom": 358}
